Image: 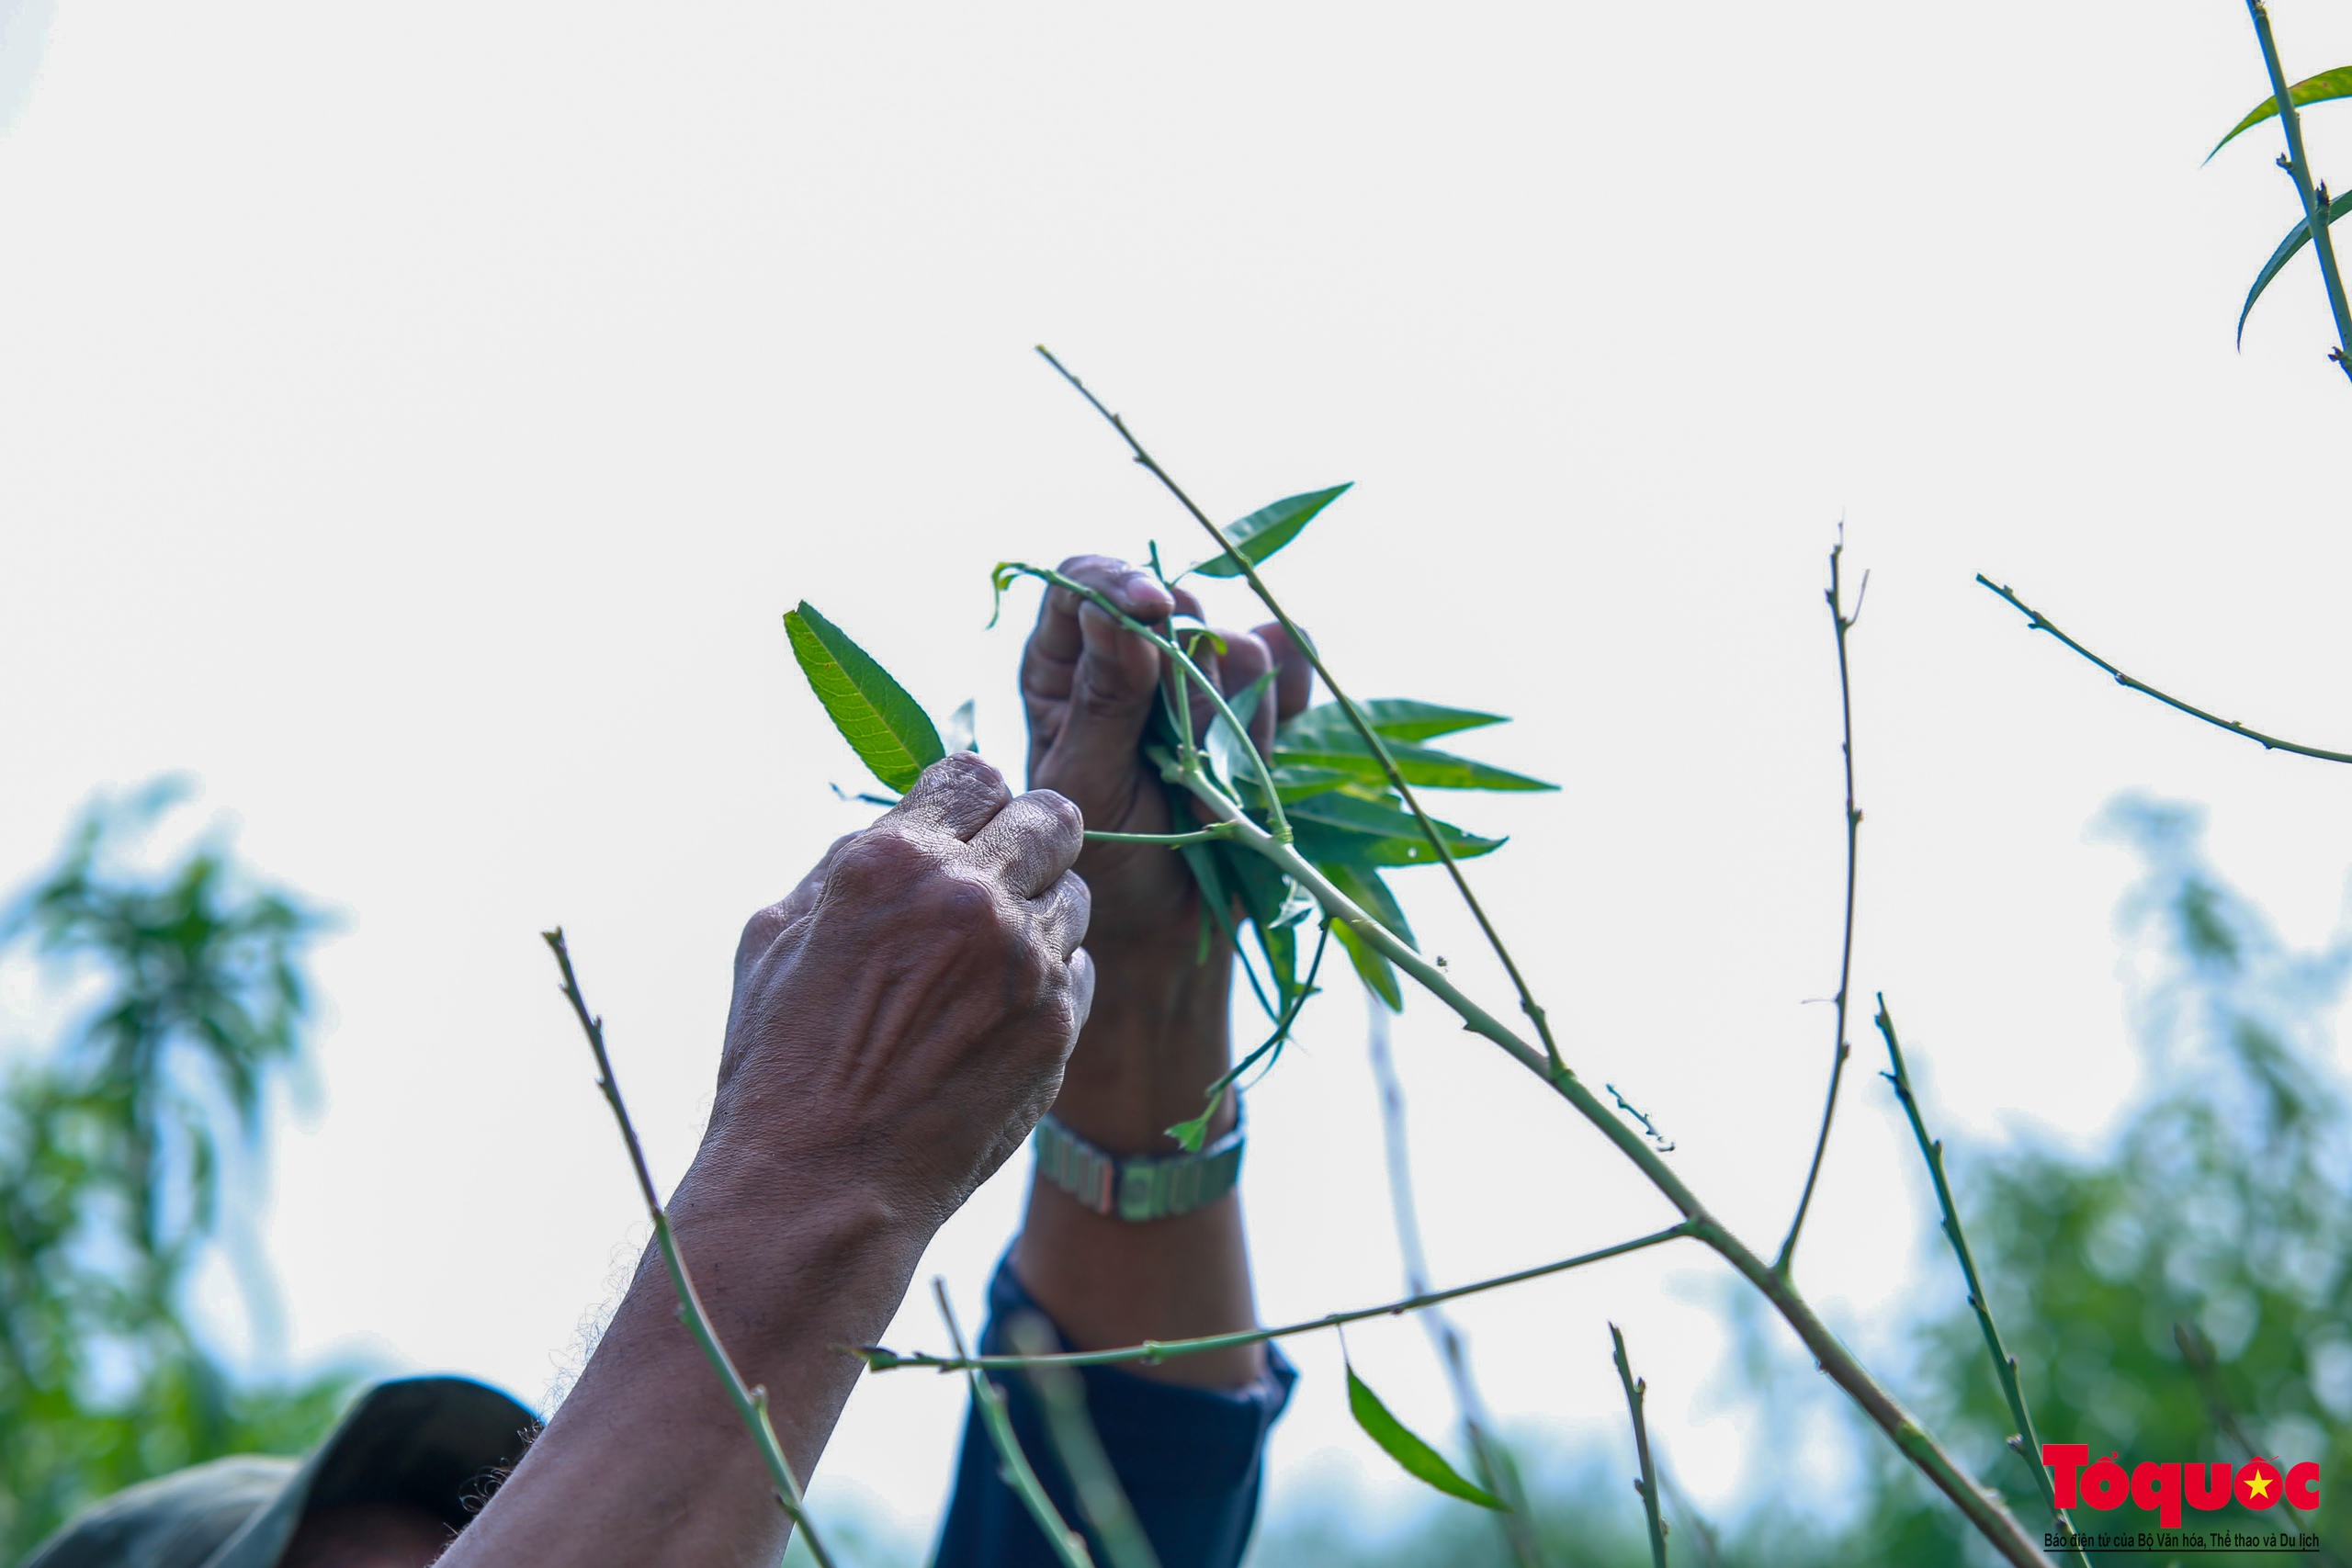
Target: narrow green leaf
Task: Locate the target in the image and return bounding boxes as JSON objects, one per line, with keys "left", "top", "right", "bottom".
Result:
{"left": 1319, "top": 861, "right": 1411, "bottom": 1011}
{"left": 1289, "top": 793, "right": 1504, "bottom": 868}
{"left": 1320, "top": 860, "right": 1414, "bottom": 950}
{"left": 1347, "top": 1365, "right": 1507, "bottom": 1510}
{"left": 1206, "top": 671, "right": 1275, "bottom": 793}
{"left": 2239, "top": 188, "right": 2352, "bottom": 344}
{"left": 785, "top": 603, "right": 946, "bottom": 795}
{"left": 1216, "top": 838, "right": 1300, "bottom": 1006}
{"left": 1275, "top": 731, "right": 1557, "bottom": 793}
{"left": 1279, "top": 699, "right": 1508, "bottom": 749}
{"left": 1261, "top": 763, "right": 1362, "bottom": 802}
{"left": 2207, "top": 65, "right": 2352, "bottom": 163}
{"left": 1165, "top": 1102, "right": 1219, "bottom": 1154}
{"left": 1332, "top": 920, "right": 1402, "bottom": 1011}
{"left": 987, "top": 562, "right": 1022, "bottom": 628}
{"left": 1188, "top": 484, "right": 1352, "bottom": 579}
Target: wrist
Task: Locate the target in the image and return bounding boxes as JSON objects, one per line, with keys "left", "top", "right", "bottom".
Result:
{"left": 1052, "top": 940, "right": 1236, "bottom": 1155}
{"left": 662, "top": 1142, "right": 935, "bottom": 1342}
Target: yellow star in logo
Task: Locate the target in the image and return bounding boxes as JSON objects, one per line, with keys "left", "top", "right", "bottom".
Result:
{"left": 2245, "top": 1472, "right": 2275, "bottom": 1502}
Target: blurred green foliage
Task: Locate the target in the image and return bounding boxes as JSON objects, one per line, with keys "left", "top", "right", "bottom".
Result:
{"left": 1251, "top": 797, "right": 2352, "bottom": 1565}
{"left": 1, "top": 783, "right": 356, "bottom": 1563}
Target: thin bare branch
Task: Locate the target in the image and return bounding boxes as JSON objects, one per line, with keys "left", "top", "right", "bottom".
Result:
{"left": 935, "top": 1280, "right": 1094, "bottom": 1568}
{"left": 540, "top": 930, "right": 839, "bottom": 1568}
{"left": 1610, "top": 1324, "right": 1669, "bottom": 1568}
{"left": 1367, "top": 989, "right": 1548, "bottom": 1568}
{"left": 1979, "top": 575, "right": 2352, "bottom": 763}
{"left": 1876, "top": 998, "right": 2088, "bottom": 1568}
{"left": 1007, "top": 1315, "right": 1163, "bottom": 1568}
{"left": 863, "top": 1225, "right": 1696, "bottom": 1375}
{"left": 1777, "top": 538, "right": 1865, "bottom": 1276}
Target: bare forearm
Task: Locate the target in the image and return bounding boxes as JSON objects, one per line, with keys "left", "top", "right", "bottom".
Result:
{"left": 1010, "top": 944, "right": 1263, "bottom": 1389}
{"left": 445, "top": 1164, "right": 929, "bottom": 1567}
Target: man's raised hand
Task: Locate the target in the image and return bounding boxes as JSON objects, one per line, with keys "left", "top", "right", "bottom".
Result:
{"left": 1019, "top": 554, "right": 1308, "bottom": 955}
{"left": 705, "top": 751, "right": 1095, "bottom": 1230}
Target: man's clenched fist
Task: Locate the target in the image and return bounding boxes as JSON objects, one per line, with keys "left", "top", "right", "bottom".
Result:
{"left": 702, "top": 751, "right": 1095, "bottom": 1229}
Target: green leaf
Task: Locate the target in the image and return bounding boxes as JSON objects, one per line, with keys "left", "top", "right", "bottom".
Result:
{"left": 1261, "top": 763, "right": 1363, "bottom": 801}
{"left": 1165, "top": 1102, "right": 1220, "bottom": 1154}
{"left": 1206, "top": 671, "right": 1275, "bottom": 794}
{"left": 987, "top": 562, "right": 1023, "bottom": 628}
{"left": 1216, "top": 837, "right": 1302, "bottom": 1008}
{"left": 2239, "top": 188, "right": 2352, "bottom": 344}
{"left": 784, "top": 603, "right": 946, "bottom": 795}
{"left": 1188, "top": 484, "right": 1352, "bottom": 578}
{"left": 1332, "top": 920, "right": 1402, "bottom": 1010}
{"left": 1289, "top": 793, "right": 1504, "bottom": 869}
{"left": 1346, "top": 1364, "right": 1507, "bottom": 1510}
{"left": 1320, "top": 860, "right": 1414, "bottom": 950}
{"left": 1318, "top": 861, "right": 1412, "bottom": 1011}
{"left": 2208, "top": 65, "right": 2352, "bottom": 163}
{"left": 1279, "top": 699, "right": 1508, "bottom": 749}
{"left": 1275, "top": 731, "right": 1557, "bottom": 793}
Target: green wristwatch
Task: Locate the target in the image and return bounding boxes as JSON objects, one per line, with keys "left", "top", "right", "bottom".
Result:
{"left": 1031, "top": 1104, "right": 1246, "bottom": 1223}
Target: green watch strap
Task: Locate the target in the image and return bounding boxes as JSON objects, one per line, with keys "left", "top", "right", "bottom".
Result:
{"left": 1031, "top": 1104, "right": 1246, "bottom": 1223}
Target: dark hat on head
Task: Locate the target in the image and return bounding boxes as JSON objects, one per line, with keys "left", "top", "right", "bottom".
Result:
{"left": 18, "top": 1377, "right": 538, "bottom": 1568}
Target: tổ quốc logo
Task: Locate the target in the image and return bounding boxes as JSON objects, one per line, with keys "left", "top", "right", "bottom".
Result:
{"left": 2041, "top": 1444, "right": 2324, "bottom": 1554}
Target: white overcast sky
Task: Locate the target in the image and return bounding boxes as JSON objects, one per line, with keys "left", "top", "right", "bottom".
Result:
{"left": 7, "top": 1, "right": 2352, "bottom": 1558}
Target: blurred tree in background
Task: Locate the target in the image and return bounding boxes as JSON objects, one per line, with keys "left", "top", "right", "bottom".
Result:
{"left": 1252, "top": 797, "right": 2352, "bottom": 1565}
{"left": 0, "top": 783, "right": 355, "bottom": 1562}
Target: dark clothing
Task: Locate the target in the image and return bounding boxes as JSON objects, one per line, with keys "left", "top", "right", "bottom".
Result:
{"left": 934, "top": 1257, "right": 1296, "bottom": 1568}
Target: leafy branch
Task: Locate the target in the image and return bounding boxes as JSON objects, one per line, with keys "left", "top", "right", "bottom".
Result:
{"left": 540, "top": 931, "right": 839, "bottom": 1568}
{"left": 1034, "top": 345, "right": 1569, "bottom": 1071}
{"left": 795, "top": 367, "right": 2052, "bottom": 1563}
{"left": 2240, "top": 0, "right": 2352, "bottom": 380}
{"left": 1875, "top": 997, "right": 2087, "bottom": 1568}
{"left": 1977, "top": 575, "right": 2352, "bottom": 763}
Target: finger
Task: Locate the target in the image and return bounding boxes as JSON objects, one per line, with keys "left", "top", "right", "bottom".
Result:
{"left": 1051, "top": 590, "right": 1168, "bottom": 791}
{"left": 890, "top": 750, "right": 1012, "bottom": 841}
{"left": 968, "top": 788, "right": 1085, "bottom": 899}
{"left": 736, "top": 832, "right": 858, "bottom": 965}
{"left": 1022, "top": 555, "right": 1174, "bottom": 703}
{"left": 1255, "top": 621, "right": 1315, "bottom": 722}
{"left": 1030, "top": 866, "right": 1092, "bottom": 961}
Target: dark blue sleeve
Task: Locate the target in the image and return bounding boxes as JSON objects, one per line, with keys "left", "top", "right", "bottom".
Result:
{"left": 931, "top": 1255, "right": 1296, "bottom": 1568}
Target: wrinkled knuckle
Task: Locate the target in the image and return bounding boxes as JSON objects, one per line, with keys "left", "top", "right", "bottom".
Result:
{"left": 736, "top": 903, "right": 789, "bottom": 961}
{"left": 918, "top": 869, "right": 1002, "bottom": 936}
{"left": 1058, "top": 872, "right": 1093, "bottom": 940}
{"left": 1056, "top": 553, "right": 1125, "bottom": 581}
{"left": 828, "top": 829, "right": 926, "bottom": 897}
{"left": 1028, "top": 789, "right": 1085, "bottom": 841}
{"left": 1004, "top": 928, "right": 1055, "bottom": 996}
{"left": 924, "top": 749, "right": 1008, "bottom": 806}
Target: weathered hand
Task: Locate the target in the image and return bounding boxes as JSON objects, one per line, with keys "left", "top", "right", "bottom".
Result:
{"left": 1019, "top": 555, "right": 1309, "bottom": 960}
{"left": 700, "top": 751, "right": 1095, "bottom": 1231}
